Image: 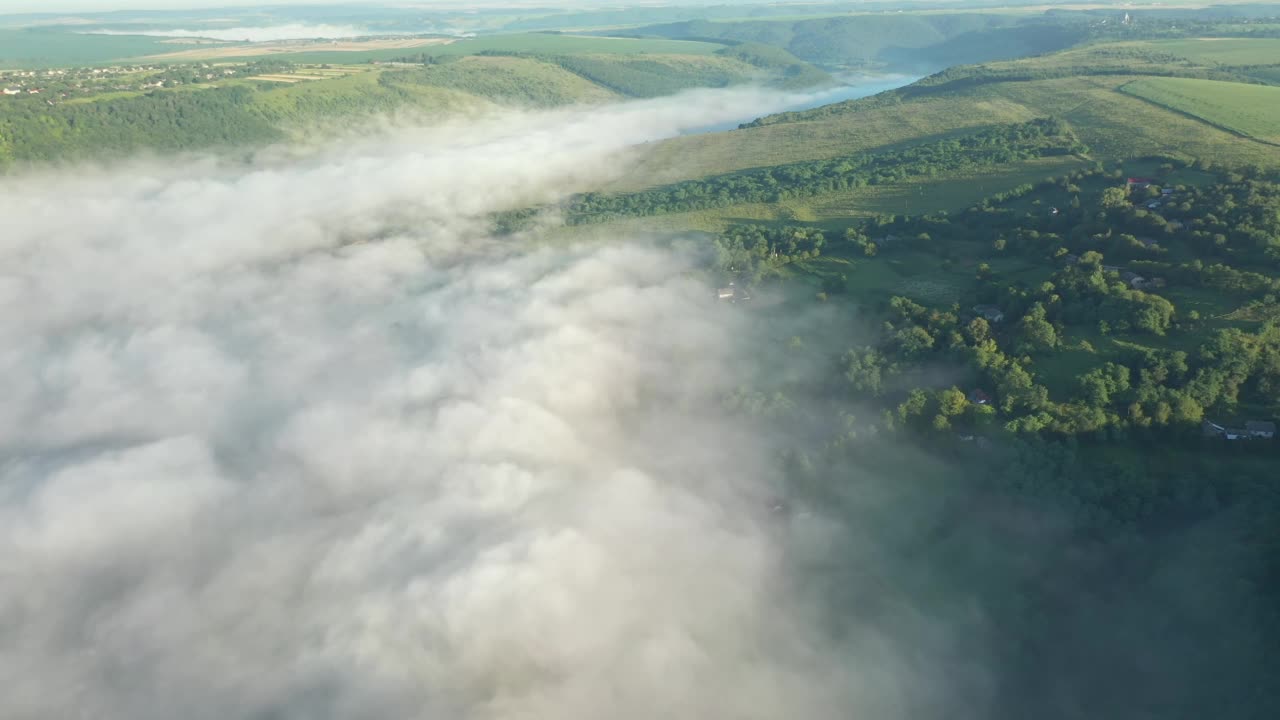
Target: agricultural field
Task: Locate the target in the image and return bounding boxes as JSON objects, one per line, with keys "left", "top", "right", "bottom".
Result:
{"left": 1120, "top": 76, "right": 1280, "bottom": 145}
{"left": 1129, "top": 37, "right": 1280, "bottom": 66}
{"left": 972, "top": 75, "right": 1280, "bottom": 162}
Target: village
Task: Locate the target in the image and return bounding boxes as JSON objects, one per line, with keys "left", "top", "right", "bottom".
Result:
{"left": 0, "top": 61, "right": 292, "bottom": 102}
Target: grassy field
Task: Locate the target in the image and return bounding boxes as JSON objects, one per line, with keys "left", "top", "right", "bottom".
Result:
{"left": 1128, "top": 38, "right": 1280, "bottom": 66}
{"left": 971, "top": 75, "right": 1280, "bottom": 162}
{"left": 1119, "top": 76, "right": 1280, "bottom": 145}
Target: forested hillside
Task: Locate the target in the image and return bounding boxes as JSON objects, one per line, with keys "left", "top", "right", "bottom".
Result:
{"left": 652, "top": 164, "right": 1280, "bottom": 719}
{"left": 0, "top": 52, "right": 783, "bottom": 169}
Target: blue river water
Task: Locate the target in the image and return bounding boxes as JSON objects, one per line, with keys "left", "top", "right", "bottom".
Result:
{"left": 680, "top": 74, "right": 923, "bottom": 137}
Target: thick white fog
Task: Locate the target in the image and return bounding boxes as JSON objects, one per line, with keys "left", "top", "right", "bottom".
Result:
{"left": 0, "top": 89, "right": 934, "bottom": 719}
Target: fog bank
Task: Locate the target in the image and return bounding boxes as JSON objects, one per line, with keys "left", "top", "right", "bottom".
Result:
{"left": 0, "top": 89, "right": 954, "bottom": 719}
{"left": 88, "top": 24, "right": 382, "bottom": 42}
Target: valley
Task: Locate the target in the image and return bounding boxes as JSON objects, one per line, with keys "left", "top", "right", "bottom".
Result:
{"left": 3, "top": 3, "right": 1280, "bottom": 719}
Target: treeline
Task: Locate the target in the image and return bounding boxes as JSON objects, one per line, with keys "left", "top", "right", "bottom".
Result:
{"left": 566, "top": 118, "right": 1086, "bottom": 223}
{"left": 387, "top": 52, "right": 460, "bottom": 65}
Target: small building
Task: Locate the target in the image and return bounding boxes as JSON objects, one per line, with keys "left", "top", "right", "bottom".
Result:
{"left": 1, "top": 88, "right": 19, "bottom": 95}
{"left": 1207, "top": 419, "right": 1274, "bottom": 440}
{"left": 1246, "top": 421, "right": 1276, "bottom": 439}
{"left": 1138, "top": 237, "right": 1159, "bottom": 249}
{"left": 874, "top": 234, "right": 899, "bottom": 248}
{"left": 717, "top": 287, "right": 736, "bottom": 300}
{"left": 1102, "top": 264, "right": 1121, "bottom": 273}
{"left": 1063, "top": 253, "right": 1080, "bottom": 265}
{"left": 1161, "top": 188, "right": 1174, "bottom": 196}
{"left": 1121, "top": 271, "right": 1145, "bottom": 288}
{"left": 973, "top": 305, "right": 1004, "bottom": 323}
{"left": 1127, "top": 177, "right": 1154, "bottom": 190}
{"left": 1168, "top": 219, "right": 1185, "bottom": 231}
{"left": 968, "top": 389, "right": 992, "bottom": 405}
{"left": 1147, "top": 200, "right": 1161, "bottom": 209}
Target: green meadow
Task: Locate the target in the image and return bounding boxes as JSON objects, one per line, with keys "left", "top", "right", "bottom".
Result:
{"left": 1120, "top": 77, "right": 1280, "bottom": 145}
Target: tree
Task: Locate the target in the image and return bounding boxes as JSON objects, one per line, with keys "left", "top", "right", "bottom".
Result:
{"left": 844, "top": 348, "right": 888, "bottom": 396}
{"left": 1016, "top": 303, "right": 1059, "bottom": 353}
{"left": 1172, "top": 395, "right": 1204, "bottom": 425}
{"left": 967, "top": 317, "right": 992, "bottom": 344}
{"left": 896, "top": 325, "right": 936, "bottom": 358}
{"left": 898, "top": 388, "right": 929, "bottom": 423}
{"left": 938, "top": 387, "right": 969, "bottom": 416}
{"left": 1101, "top": 186, "right": 1131, "bottom": 209}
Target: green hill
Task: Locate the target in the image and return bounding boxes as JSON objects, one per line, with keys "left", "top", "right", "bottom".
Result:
{"left": 0, "top": 53, "right": 764, "bottom": 169}
{"left": 610, "top": 38, "right": 1280, "bottom": 201}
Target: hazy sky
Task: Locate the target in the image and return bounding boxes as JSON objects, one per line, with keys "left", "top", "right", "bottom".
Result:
{"left": 2, "top": 0, "right": 358, "bottom": 13}
{"left": 2, "top": 1, "right": 740, "bottom": 17}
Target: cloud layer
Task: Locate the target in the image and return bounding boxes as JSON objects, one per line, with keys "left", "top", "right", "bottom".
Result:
{"left": 0, "top": 89, "right": 939, "bottom": 719}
